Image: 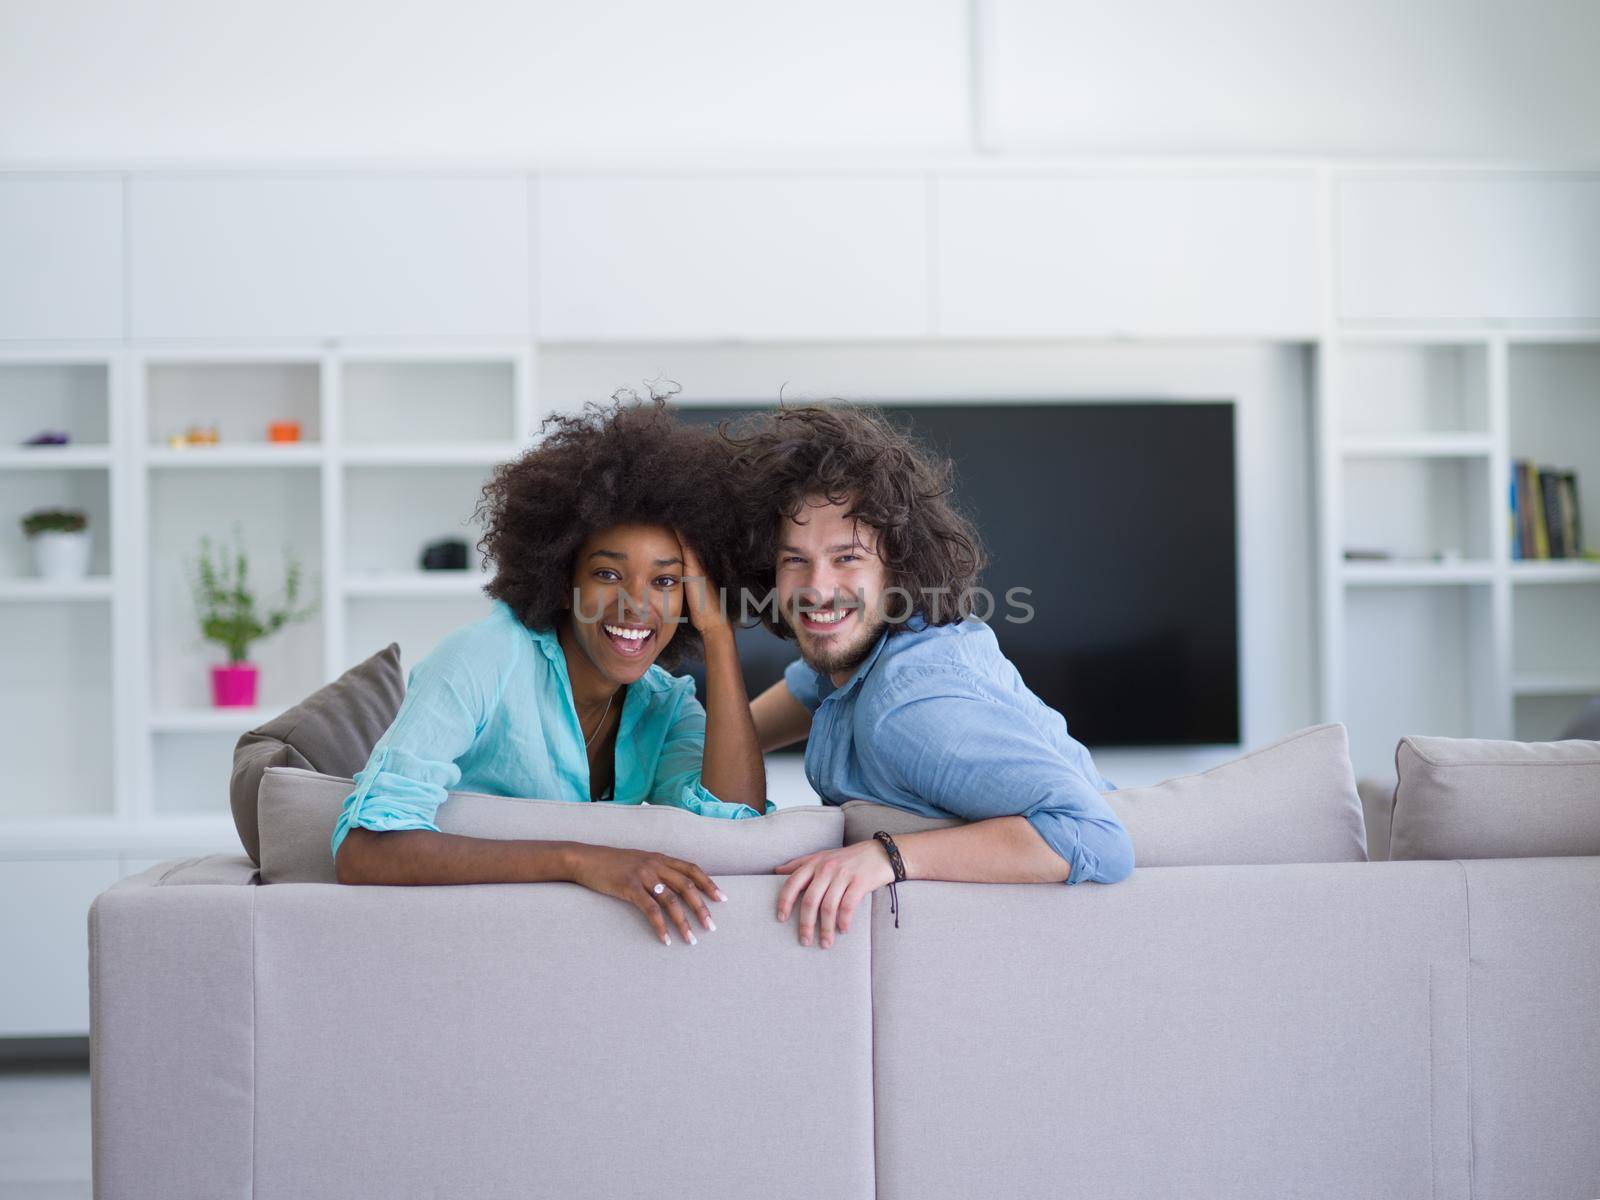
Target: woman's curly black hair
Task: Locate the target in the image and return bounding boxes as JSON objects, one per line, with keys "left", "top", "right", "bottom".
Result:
{"left": 719, "top": 403, "right": 986, "bottom": 638}
{"left": 473, "top": 391, "right": 745, "bottom": 669}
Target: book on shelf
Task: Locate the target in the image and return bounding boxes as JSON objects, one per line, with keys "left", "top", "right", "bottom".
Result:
{"left": 1510, "top": 459, "right": 1586, "bottom": 560}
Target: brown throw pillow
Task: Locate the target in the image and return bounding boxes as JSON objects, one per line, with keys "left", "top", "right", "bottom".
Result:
{"left": 229, "top": 643, "right": 404, "bottom": 865}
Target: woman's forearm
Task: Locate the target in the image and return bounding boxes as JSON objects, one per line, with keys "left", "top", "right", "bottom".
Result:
{"left": 335, "top": 826, "right": 584, "bottom": 886}
{"left": 697, "top": 625, "right": 767, "bottom": 809}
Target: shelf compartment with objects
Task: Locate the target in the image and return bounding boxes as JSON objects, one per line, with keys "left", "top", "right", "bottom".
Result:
{"left": 142, "top": 356, "right": 323, "bottom": 453}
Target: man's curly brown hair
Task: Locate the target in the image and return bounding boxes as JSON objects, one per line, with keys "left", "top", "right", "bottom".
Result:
{"left": 719, "top": 403, "right": 986, "bottom": 639}
{"left": 473, "top": 396, "right": 744, "bottom": 669}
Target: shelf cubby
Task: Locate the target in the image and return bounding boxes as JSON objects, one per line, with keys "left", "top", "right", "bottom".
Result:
{"left": 0, "top": 360, "right": 113, "bottom": 449}
{"left": 0, "top": 600, "right": 115, "bottom": 818}
{"left": 0, "top": 466, "right": 112, "bottom": 581}
{"left": 145, "top": 359, "right": 322, "bottom": 449}
{"left": 1512, "top": 582, "right": 1600, "bottom": 689}
{"left": 341, "top": 358, "right": 518, "bottom": 447}
{"left": 1508, "top": 341, "right": 1599, "bottom": 560}
{"left": 1338, "top": 341, "right": 1489, "bottom": 437}
{"left": 1341, "top": 454, "right": 1493, "bottom": 564}
{"left": 1341, "top": 585, "right": 1498, "bottom": 780}
{"left": 150, "top": 731, "right": 244, "bottom": 816}
{"left": 342, "top": 463, "right": 494, "bottom": 577}
{"left": 147, "top": 465, "right": 324, "bottom": 713}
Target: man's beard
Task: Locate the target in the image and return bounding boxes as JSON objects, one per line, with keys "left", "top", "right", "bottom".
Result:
{"left": 793, "top": 608, "right": 888, "bottom": 678}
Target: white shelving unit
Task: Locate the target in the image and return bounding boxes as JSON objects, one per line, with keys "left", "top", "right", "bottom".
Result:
{"left": 1321, "top": 333, "right": 1600, "bottom": 779}
{"left": 0, "top": 346, "right": 531, "bottom": 847}
{"left": 130, "top": 346, "right": 532, "bottom": 817}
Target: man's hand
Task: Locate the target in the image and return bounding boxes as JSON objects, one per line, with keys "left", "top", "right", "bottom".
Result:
{"left": 774, "top": 842, "right": 895, "bottom": 948}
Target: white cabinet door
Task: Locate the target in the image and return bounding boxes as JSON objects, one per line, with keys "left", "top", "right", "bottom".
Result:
{"left": 129, "top": 175, "right": 530, "bottom": 339}
{"left": 537, "top": 174, "right": 929, "bottom": 340}
{"left": 1338, "top": 176, "right": 1600, "bottom": 323}
{"left": 935, "top": 172, "right": 1320, "bottom": 338}
{"left": 0, "top": 177, "right": 124, "bottom": 341}
{"left": 0, "top": 857, "right": 121, "bottom": 1037}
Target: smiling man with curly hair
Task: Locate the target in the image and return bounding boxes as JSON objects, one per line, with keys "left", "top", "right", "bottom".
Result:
{"left": 723, "top": 404, "right": 1136, "bottom": 950}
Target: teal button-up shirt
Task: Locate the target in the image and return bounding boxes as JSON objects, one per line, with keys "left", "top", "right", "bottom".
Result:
{"left": 330, "top": 598, "right": 771, "bottom": 862}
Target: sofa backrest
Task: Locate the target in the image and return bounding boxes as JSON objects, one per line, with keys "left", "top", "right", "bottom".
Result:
{"left": 258, "top": 765, "right": 844, "bottom": 883}
{"left": 1457, "top": 856, "right": 1600, "bottom": 1199}
{"left": 91, "top": 871, "right": 876, "bottom": 1200}
{"left": 868, "top": 861, "right": 1473, "bottom": 1200}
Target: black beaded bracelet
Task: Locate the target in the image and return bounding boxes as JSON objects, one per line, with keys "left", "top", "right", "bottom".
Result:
{"left": 873, "top": 830, "right": 907, "bottom": 928}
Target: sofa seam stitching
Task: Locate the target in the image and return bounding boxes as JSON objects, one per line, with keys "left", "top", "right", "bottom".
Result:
{"left": 1428, "top": 966, "right": 1436, "bottom": 1200}
{"left": 869, "top": 889, "right": 882, "bottom": 1200}
{"left": 251, "top": 883, "right": 258, "bottom": 1200}
{"left": 1458, "top": 858, "right": 1475, "bottom": 1200}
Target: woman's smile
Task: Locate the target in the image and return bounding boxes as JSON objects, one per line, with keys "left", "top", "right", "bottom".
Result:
{"left": 602, "top": 621, "right": 657, "bottom": 658}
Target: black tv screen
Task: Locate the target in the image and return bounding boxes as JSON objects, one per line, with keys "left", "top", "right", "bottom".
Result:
{"left": 677, "top": 401, "right": 1239, "bottom": 748}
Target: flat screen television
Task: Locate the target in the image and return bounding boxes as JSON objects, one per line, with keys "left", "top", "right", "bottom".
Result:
{"left": 676, "top": 401, "right": 1239, "bottom": 748}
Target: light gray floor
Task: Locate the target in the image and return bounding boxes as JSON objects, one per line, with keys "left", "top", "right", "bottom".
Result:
{"left": 0, "top": 1065, "right": 91, "bottom": 1199}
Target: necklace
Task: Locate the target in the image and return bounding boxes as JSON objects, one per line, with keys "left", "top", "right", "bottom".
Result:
{"left": 581, "top": 689, "right": 618, "bottom": 750}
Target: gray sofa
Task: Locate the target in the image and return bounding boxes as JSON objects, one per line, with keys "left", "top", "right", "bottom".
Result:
{"left": 88, "top": 729, "right": 1600, "bottom": 1200}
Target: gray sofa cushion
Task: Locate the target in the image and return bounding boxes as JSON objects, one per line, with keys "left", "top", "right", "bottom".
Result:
{"left": 1390, "top": 734, "right": 1600, "bottom": 860}
{"left": 259, "top": 766, "right": 844, "bottom": 884}
{"left": 844, "top": 722, "right": 1367, "bottom": 867}
{"left": 229, "top": 643, "right": 405, "bottom": 866}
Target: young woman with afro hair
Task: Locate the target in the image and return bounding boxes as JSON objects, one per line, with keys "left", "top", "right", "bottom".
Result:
{"left": 331, "top": 395, "right": 769, "bottom": 947}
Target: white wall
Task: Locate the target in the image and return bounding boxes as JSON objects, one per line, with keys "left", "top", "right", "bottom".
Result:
{"left": 5, "top": 1, "right": 1600, "bottom": 164}
{"left": 982, "top": 0, "right": 1600, "bottom": 158}
{"left": 0, "top": 1, "right": 971, "bottom": 163}
{"left": 542, "top": 340, "right": 1317, "bottom": 788}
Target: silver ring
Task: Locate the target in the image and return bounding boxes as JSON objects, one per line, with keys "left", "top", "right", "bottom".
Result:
{"left": 652, "top": 883, "right": 665, "bottom": 895}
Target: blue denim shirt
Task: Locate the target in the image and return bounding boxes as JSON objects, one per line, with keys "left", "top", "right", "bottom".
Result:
{"left": 783, "top": 614, "right": 1135, "bottom": 884}
{"left": 331, "top": 598, "right": 771, "bottom": 863}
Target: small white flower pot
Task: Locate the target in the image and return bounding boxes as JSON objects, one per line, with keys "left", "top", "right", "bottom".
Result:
{"left": 31, "top": 530, "right": 92, "bottom": 580}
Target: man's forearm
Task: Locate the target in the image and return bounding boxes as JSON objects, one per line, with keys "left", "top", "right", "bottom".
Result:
{"left": 892, "top": 816, "right": 1072, "bottom": 884}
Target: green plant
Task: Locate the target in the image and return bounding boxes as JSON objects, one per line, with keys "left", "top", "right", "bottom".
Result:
{"left": 186, "top": 523, "right": 320, "bottom": 663}
{"left": 21, "top": 508, "right": 88, "bottom": 537}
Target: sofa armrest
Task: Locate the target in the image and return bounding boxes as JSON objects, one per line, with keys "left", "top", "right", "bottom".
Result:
{"left": 90, "top": 861, "right": 256, "bottom": 1199}
{"left": 111, "top": 853, "right": 260, "bottom": 890}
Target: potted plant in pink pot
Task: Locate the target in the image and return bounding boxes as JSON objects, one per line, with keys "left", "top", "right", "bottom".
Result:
{"left": 186, "top": 525, "right": 319, "bottom": 708}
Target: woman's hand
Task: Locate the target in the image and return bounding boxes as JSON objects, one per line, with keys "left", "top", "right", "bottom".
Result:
{"left": 569, "top": 844, "right": 725, "bottom": 946}
{"left": 675, "top": 530, "right": 729, "bottom": 635}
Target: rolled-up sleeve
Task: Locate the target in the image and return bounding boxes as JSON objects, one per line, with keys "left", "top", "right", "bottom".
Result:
{"left": 867, "top": 675, "right": 1134, "bottom": 885}
{"left": 648, "top": 688, "right": 774, "bottom": 819}
{"left": 329, "top": 642, "right": 492, "bottom": 863}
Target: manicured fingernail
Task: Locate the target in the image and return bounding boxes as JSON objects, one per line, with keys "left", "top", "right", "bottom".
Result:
{"left": 687, "top": 932, "right": 698, "bottom": 946}
{"left": 714, "top": 889, "right": 727, "bottom": 902}
{"left": 662, "top": 933, "right": 671, "bottom": 946}
{"left": 706, "top": 918, "right": 717, "bottom": 932}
